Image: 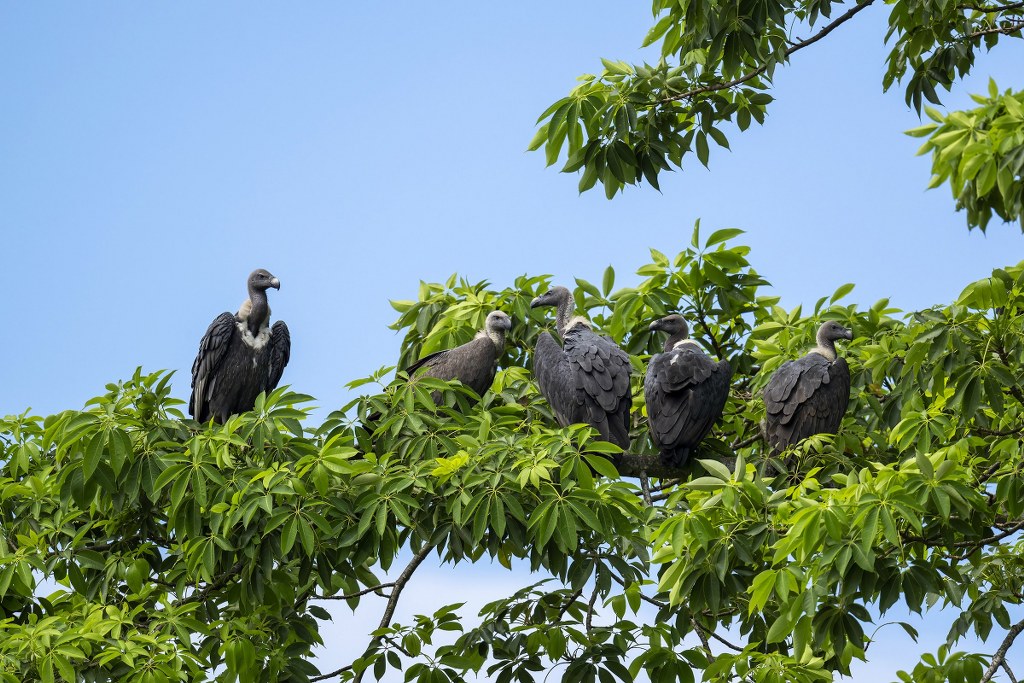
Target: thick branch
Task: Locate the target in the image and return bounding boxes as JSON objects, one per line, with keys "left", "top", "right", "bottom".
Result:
{"left": 658, "top": 0, "right": 876, "bottom": 104}
{"left": 617, "top": 451, "right": 735, "bottom": 479}
{"left": 982, "top": 617, "right": 1024, "bottom": 682}
{"left": 693, "top": 619, "right": 717, "bottom": 663}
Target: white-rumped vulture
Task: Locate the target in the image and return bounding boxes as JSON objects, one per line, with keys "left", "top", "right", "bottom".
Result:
{"left": 405, "top": 310, "right": 512, "bottom": 403}
{"left": 763, "top": 321, "right": 853, "bottom": 454}
{"left": 530, "top": 286, "right": 632, "bottom": 449}
{"left": 190, "top": 269, "right": 291, "bottom": 423}
{"left": 645, "top": 315, "right": 732, "bottom": 468}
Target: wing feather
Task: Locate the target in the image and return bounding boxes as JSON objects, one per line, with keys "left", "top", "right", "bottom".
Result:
{"left": 646, "top": 349, "right": 731, "bottom": 467}
{"left": 190, "top": 312, "right": 237, "bottom": 421}
{"left": 764, "top": 354, "right": 851, "bottom": 453}
{"left": 266, "top": 321, "right": 291, "bottom": 392}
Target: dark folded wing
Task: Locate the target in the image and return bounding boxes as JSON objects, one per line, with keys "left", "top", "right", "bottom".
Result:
{"left": 417, "top": 337, "right": 498, "bottom": 398}
{"left": 266, "top": 321, "right": 291, "bottom": 392}
{"left": 764, "top": 354, "right": 850, "bottom": 450}
{"left": 533, "top": 331, "right": 585, "bottom": 428}
{"left": 190, "top": 312, "right": 236, "bottom": 419}
{"left": 564, "top": 327, "right": 633, "bottom": 448}
{"left": 646, "top": 351, "right": 731, "bottom": 462}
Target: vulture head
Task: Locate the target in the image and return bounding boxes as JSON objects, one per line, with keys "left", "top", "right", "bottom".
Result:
{"left": 815, "top": 321, "right": 854, "bottom": 360}
{"left": 485, "top": 310, "right": 513, "bottom": 333}
{"left": 479, "top": 310, "right": 512, "bottom": 348}
{"left": 240, "top": 269, "right": 281, "bottom": 333}
{"left": 530, "top": 286, "right": 585, "bottom": 333}
{"left": 249, "top": 269, "right": 281, "bottom": 293}
{"left": 649, "top": 314, "right": 693, "bottom": 352}
{"left": 530, "top": 286, "right": 572, "bottom": 310}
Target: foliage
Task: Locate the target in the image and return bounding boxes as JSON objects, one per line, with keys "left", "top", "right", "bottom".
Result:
{"left": 909, "top": 80, "right": 1024, "bottom": 231}
{"left": 528, "top": 0, "right": 1024, "bottom": 231}
{"left": 2, "top": 230, "right": 1024, "bottom": 682}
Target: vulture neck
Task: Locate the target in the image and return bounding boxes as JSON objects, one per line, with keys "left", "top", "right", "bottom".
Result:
{"left": 243, "top": 288, "right": 271, "bottom": 337}
{"left": 554, "top": 296, "right": 591, "bottom": 335}
{"left": 669, "top": 338, "right": 701, "bottom": 353}
{"left": 665, "top": 331, "right": 694, "bottom": 353}
{"left": 813, "top": 331, "right": 839, "bottom": 362}
{"left": 554, "top": 295, "right": 576, "bottom": 334}
{"left": 477, "top": 326, "right": 507, "bottom": 350}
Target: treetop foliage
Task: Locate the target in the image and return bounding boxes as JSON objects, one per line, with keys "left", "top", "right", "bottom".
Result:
{"left": 528, "top": 0, "right": 1024, "bottom": 231}
{"left": 2, "top": 229, "right": 1024, "bottom": 682}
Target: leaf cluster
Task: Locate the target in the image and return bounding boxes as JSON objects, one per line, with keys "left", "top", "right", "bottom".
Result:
{"left": 2, "top": 236, "right": 1024, "bottom": 682}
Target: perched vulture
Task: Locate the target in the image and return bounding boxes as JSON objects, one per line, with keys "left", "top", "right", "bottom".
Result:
{"left": 190, "top": 269, "right": 291, "bottom": 423}
{"left": 405, "top": 310, "right": 512, "bottom": 403}
{"left": 763, "top": 321, "right": 853, "bottom": 454}
{"left": 530, "top": 286, "right": 632, "bottom": 449}
{"left": 645, "top": 315, "right": 732, "bottom": 468}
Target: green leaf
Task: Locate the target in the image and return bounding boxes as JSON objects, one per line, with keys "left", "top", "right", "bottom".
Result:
{"left": 699, "top": 459, "right": 732, "bottom": 481}
{"left": 583, "top": 454, "right": 620, "bottom": 479}
{"left": 704, "top": 228, "right": 744, "bottom": 248}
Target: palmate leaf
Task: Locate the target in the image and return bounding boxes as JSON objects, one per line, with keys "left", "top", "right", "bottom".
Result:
{"left": 1, "top": 248, "right": 1023, "bottom": 682}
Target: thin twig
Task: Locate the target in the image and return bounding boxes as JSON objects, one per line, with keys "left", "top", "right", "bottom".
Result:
{"left": 557, "top": 587, "right": 585, "bottom": 621}
{"left": 730, "top": 433, "right": 762, "bottom": 450}
{"left": 640, "top": 472, "right": 653, "bottom": 506}
{"left": 177, "top": 562, "right": 243, "bottom": 606}
{"left": 691, "top": 619, "right": 745, "bottom": 652}
{"left": 1003, "top": 660, "right": 1019, "bottom": 683}
{"left": 981, "top": 616, "right": 1024, "bottom": 682}
{"left": 383, "top": 635, "right": 412, "bottom": 657}
{"left": 310, "top": 664, "right": 353, "bottom": 681}
{"left": 312, "top": 583, "right": 396, "bottom": 600}
{"left": 966, "top": 19, "right": 1024, "bottom": 37}
{"left": 657, "top": 0, "right": 876, "bottom": 104}
{"left": 961, "top": 0, "right": 1024, "bottom": 9}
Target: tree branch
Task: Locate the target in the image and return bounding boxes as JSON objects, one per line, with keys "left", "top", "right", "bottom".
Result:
{"left": 349, "top": 542, "right": 436, "bottom": 683}
{"left": 981, "top": 616, "right": 1024, "bottom": 682}
{"left": 177, "top": 562, "right": 243, "bottom": 606}
{"left": 616, "top": 451, "right": 736, "bottom": 479}
{"left": 692, "top": 619, "right": 717, "bottom": 663}
{"left": 586, "top": 583, "right": 599, "bottom": 632}
{"left": 961, "top": 0, "right": 1024, "bottom": 9}
{"left": 312, "top": 583, "right": 396, "bottom": 600}
{"left": 639, "top": 472, "right": 652, "bottom": 506}
{"left": 658, "top": 0, "right": 876, "bottom": 104}
{"left": 966, "top": 19, "right": 1024, "bottom": 37}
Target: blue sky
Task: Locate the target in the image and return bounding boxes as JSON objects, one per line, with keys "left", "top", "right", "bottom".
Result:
{"left": 2, "top": 2, "right": 1022, "bottom": 680}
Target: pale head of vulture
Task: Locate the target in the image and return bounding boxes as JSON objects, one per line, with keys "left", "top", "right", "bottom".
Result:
{"left": 248, "top": 269, "right": 281, "bottom": 293}
{"left": 479, "top": 310, "right": 512, "bottom": 348}
{"left": 649, "top": 314, "right": 700, "bottom": 353}
{"left": 814, "top": 321, "right": 854, "bottom": 361}
{"left": 531, "top": 286, "right": 588, "bottom": 333}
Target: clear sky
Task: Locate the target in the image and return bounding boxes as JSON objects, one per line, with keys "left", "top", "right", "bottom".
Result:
{"left": 2, "top": 2, "right": 1022, "bottom": 680}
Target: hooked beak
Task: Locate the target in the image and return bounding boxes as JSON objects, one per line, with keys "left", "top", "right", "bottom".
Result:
{"left": 529, "top": 296, "right": 543, "bottom": 309}
{"left": 843, "top": 327, "right": 853, "bottom": 340}
{"left": 270, "top": 277, "right": 281, "bottom": 290}
{"left": 649, "top": 320, "right": 663, "bottom": 332}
